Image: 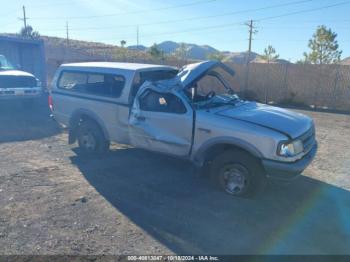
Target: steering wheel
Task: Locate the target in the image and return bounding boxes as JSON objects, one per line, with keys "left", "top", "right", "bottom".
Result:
{"left": 205, "top": 91, "right": 216, "bottom": 100}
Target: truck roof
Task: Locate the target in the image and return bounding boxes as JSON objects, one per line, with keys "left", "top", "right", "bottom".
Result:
{"left": 60, "top": 62, "right": 177, "bottom": 72}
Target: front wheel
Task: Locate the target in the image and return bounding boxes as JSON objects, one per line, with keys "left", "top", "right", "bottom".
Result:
{"left": 76, "top": 120, "right": 109, "bottom": 155}
{"left": 210, "top": 150, "right": 266, "bottom": 197}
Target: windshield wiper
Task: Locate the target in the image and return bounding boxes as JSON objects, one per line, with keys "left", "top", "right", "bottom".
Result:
{"left": 202, "top": 98, "right": 239, "bottom": 109}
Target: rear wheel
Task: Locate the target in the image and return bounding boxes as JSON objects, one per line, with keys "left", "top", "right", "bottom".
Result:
{"left": 210, "top": 150, "right": 266, "bottom": 197}
{"left": 76, "top": 119, "right": 109, "bottom": 155}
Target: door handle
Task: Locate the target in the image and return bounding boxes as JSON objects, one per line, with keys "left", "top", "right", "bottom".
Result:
{"left": 198, "top": 127, "right": 211, "bottom": 133}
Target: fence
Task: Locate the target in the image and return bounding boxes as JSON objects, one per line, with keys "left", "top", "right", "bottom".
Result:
{"left": 227, "top": 63, "right": 350, "bottom": 112}
{"left": 44, "top": 43, "right": 350, "bottom": 112}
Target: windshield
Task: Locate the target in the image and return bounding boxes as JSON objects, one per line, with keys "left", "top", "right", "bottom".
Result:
{"left": 0, "top": 55, "right": 15, "bottom": 70}
{"left": 185, "top": 69, "right": 241, "bottom": 109}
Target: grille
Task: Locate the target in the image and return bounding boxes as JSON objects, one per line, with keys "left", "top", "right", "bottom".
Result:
{"left": 0, "top": 75, "right": 37, "bottom": 88}
{"left": 300, "top": 126, "right": 316, "bottom": 153}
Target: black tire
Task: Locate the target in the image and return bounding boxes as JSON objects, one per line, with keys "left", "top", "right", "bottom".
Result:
{"left": 76, "top": 119, "right": 110, "bottom": 155}
{"left": 210, "top": 150, "right": 266, "bottom": 198}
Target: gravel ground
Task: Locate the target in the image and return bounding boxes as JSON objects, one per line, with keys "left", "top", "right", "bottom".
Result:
{"left": 0, "top": 100, "right": 349, "bottom": 255}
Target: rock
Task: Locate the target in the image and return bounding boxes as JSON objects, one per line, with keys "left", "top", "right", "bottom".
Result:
{"left": 75, "top": 196, "right": 88, "bottom": 203}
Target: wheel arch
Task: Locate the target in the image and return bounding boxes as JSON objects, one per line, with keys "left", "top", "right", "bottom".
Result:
{"left": 68, "top": 108, "right": 110, "bottom": 144}
{"left": 192, "top": 137, "right": 264, "bottom": 167}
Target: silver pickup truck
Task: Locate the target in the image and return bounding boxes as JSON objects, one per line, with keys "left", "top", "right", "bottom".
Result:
{"left": 50, "top": 61, "right": 317, "bottom": 197}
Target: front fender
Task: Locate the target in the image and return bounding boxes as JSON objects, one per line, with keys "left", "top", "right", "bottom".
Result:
{"left": 192, "top": 136, "right": 264, "bottom": 166}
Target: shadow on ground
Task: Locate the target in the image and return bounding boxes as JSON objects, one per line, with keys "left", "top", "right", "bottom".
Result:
{"left": 0, "top": 96, "right": 60, "bottom": 143}
{"left": 71, "top": 148, "right": 350, "bottom": 255}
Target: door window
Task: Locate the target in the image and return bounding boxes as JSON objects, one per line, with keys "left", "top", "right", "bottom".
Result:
{"left": 130, "top": 70, "right": 178, "bottom": 101}
{"left": 139, "top": 90, "right": 186, "bottom": 114}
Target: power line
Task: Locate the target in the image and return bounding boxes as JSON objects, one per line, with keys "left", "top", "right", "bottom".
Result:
{"left": 256, "top": 0, "right": 350, "bottom": 22}
{"left": 0, "top": 20, "right": 20, "bottom": 28}
{"left": 24, "top": 0, "right": 100, "bottom": 9}
{"left": 43, "top": 0, "right": 350, "bottom": 40}
{"left": 29, "top": 0, "right": 314, "bottom": 31}
{"left": 29, "top": 0, "right": 217, "bottom": 20}
{"left": 138, "top": 0, "right": 350, "bottom": 39}
{"left": 0, "top": 8, "right": 21, "bottom": 19}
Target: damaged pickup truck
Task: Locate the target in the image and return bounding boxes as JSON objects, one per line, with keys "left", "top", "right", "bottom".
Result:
{"left": 50, "top": 61, "right": 317, "bottom": 197}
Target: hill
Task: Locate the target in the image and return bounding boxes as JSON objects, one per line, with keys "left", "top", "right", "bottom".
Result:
{"left": 128, "top": 41, "right": 219, "bottom": 61}
{"left": 128, "top": 41, "right": 291, "bottom": 64}
{"left": 0, "top": 34, "right": 292, "bottom": 75}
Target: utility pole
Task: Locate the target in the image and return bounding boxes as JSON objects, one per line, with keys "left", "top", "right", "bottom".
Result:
{"left": 18, "top": 5, "right": 28, "bottom": 34}
{"left": 136, "top": 25, "right": 139, "bottom": 47}
{"left": 66, "top": 21, "right": 69, "bottom": 46}
{"left": 22, "top": 6, "right": 27, "bottom": 30}
{"left": 244, "top": 20, "right": 257, "bottom": 94}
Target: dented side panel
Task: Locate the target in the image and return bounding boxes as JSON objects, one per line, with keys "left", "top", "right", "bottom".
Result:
{"left": 129, "top": 81, "right": 193, "bottom": 157}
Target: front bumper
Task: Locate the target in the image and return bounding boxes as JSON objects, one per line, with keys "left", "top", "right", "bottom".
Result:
{"left": 0, "top": 87, "right": 42, "bottom": 100}
{"left": 262, "top": 142, "right": 318, "bottom": 181}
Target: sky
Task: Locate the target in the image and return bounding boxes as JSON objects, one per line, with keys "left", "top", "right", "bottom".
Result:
{"left": 1, "top": 0, "right": 350, "bottom": 62}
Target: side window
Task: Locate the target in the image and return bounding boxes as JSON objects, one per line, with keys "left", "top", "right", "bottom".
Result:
{"left": 139, "top": 91, "right": 186, "bottom": 114}
{"left": 130, "top": 70, "right": 178, "bottom": 102}
{"left": 58, "top": 72, "right": 87, "bottom": 92}
{"left": 58, "top": 71, "right": 126, "bottom": 98}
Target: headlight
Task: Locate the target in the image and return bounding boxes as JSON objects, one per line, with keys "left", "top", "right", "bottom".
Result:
{"left": 278, "top": 140, "right": 304, "bottom": 157}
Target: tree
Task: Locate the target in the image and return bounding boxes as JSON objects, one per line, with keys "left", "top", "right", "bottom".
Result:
{"left": 120, "top": 40, "right": 126, "bottom": 48}
{"left": 148, "top": 43, "right": 163, "bottom": 59}
{"left": 261, "top": 45, "right": 279, "bottom": 63}
{"left": 303, "top": 25, "right": 342, "bottom": 64}
{"left": 19, "top": 25, "right": 40, "bottom": 39}
{"left": 174, "top": 43, "right": 188, "bottom": 61}
{"left": 207, "top": 52, "right": 226, "bottom": 62}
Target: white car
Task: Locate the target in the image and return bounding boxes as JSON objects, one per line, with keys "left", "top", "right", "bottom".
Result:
{"left": 50, "top": 61, "right": 317, "bottom": 197}
{"left": 0, "top": 54, "right": 42, "bottom": 104}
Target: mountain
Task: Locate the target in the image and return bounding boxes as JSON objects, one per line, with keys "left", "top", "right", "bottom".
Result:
{"left": 155, "top": 41, "right": 219, "bottom": 60}
{"left": 185, "top": 44, "right": 218, "bottom": 60}
{"left": 128, "top": 41, "right": 219, "bottom": 60}
{"left": 156, "top": 41, "right": 180, "bottom": 53}
{"left": 223, "top": 51, "right": 259, "bottom": 64}
{"left": 128, "top": 41, "right": 291, "bottom": 64}
{"left": 127, "top": 45, "right": 147, "bottom": 51}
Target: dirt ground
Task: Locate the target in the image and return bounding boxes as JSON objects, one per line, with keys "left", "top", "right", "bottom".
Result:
{"left": 0, "top": 98, "right": 349, "bottom": 255}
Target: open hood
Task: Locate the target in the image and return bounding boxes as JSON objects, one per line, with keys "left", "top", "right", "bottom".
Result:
{"left": 177, "top": 60, "right": 235, "bottom": 90}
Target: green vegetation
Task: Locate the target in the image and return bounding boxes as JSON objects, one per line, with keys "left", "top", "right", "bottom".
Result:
{"left": 174, "top": 43, "right": 188, "bottom": 61}
{"left": 19, "top": 25, "right": 40, "bottom": 39}
{"left": 261, "top": 45, "right": 279, "bottom": 63}
{"left": 303, "top": 25, "right": 342, "bottom": 64}
{"left": 207, "top": 52, "right": 226, "bottom": 62}
{"left": 148, "top": 43, "right": 165, "bottom": 60}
